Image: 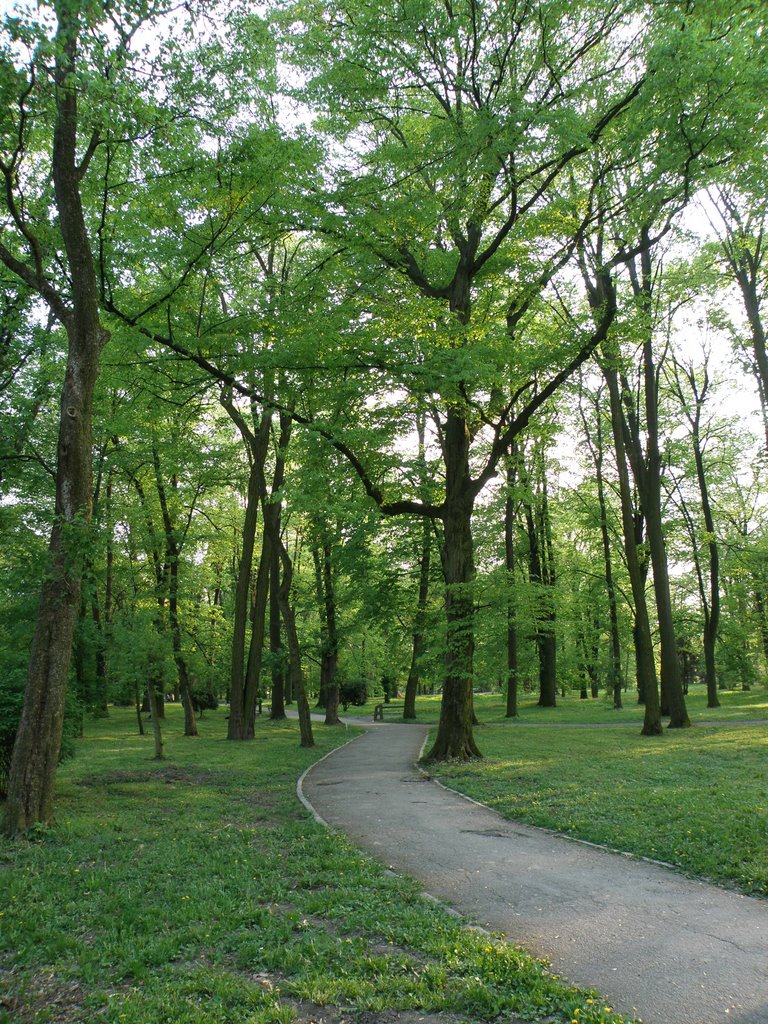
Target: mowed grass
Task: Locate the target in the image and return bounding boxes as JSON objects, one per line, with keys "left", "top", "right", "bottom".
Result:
{"left": 343, "top": 683, "right": 768, "bottom": 725}
{"left": 426, "top": 716, "right": 768, "bottom": 897}
{"left": 0, "top": 706, "right": 635, "bottom": 1024}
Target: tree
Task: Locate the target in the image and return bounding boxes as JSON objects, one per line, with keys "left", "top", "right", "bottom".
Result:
{"left": 667, "top": 352, "right": 723, "bottom": 708}
{"left": 1, "top": 3, "right": 112, "bottom": 832}
{"left": 272, "top": 0, "right": 710, "bottom": 759}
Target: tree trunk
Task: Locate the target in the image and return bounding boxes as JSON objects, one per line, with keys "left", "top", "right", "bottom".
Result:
{"left": 227, "top": 459, "right": 260, "bottom": 739}
{"left": 424, "top": 409, "right": 481, "bottom": 761}
{"left": 692, "top": 429, "right": 720, "bottom": 709}
{"left": 504, "top": 452, "right": 519, "bottom": 718}
{"left": 242, "top": 530, "right": 272, "bottom": 736}
{"left": 277, "top": 539, "right": 314, "bottom": 748}
{"left": 602, "top": 356, "right": 662, "bottom": 736}
{"left": 625, "top": 236, "right": 689, "bottom": 728}
{"left": 404, "top": 516, "right": 431, "bottom": 720}
{"left": 525, "top": 497, "right": 557, "bottom": 708}
{"left": 312, "top": 534, "right": 341, "bottom": 724}
{"left": 221, "top": 399, "right": 272, "bottom": 740}
{"left": 145, "top": 679, "right": 164, "bottom": 760}
{"left": 312, "top": 545, "right": 329, "bottom": 710}
{"left": 151, "top": 444, "right": 197, "bottom": 737}
{"left": 2, "top": 7, "right": 106, "bottom": 834}
{"left": 591, "top": 400, "right": 623, "bottom": 708}
{"left": 269, "top": 538, "right": 287, "bottom": 719}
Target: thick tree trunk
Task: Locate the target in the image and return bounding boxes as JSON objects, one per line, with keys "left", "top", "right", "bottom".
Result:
{"left": 2, "top": 8, "right": 105, "bottom": 834}
{"left": 425, "top": 409, "right": 481, "bottom": 761}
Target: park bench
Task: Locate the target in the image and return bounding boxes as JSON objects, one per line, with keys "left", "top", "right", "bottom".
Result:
{"left": 373, "top": 702, "right": 405, "bottom": 721}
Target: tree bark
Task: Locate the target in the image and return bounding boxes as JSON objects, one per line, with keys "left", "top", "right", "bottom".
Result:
{"left": 580, "top": 389, "right": 623, "bottom": 708}
{"left": 277, "top": 537, "right": 314, "bottom": 748}
{"left": 220, "top": 397, "right": 272, "bottom": 740}
{"left": 602, "top": 356, "right": 662, "bottom": 736}
{"left": 227, "top": 458, "right": 260, "bottom": 738}
{"left": 3, "top": 7, "right": 106, "bottom": 834}
{"left": 623, "top": 236, "right": 689, "bottom": 728}
{"left": 152, "top": 445, "right": 197, "bottom": 737}
{"left": 269, "top": 538, "right": 287, "bottom": 719}
{"left": 425, "top": 408, "right": 481, "bottom": 761}
{"left": 404, "top": 516, "right": 431, "bottom": 720}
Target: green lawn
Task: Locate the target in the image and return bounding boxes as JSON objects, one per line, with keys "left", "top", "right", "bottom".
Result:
{"left": 426, "top": 716, "right": 768, "bottom": 897}
{"left": 1, "top": 706, "right": 634, "bottom": 1024}
{"left": 344, "top": 683, "right": 768, "bottom": 725}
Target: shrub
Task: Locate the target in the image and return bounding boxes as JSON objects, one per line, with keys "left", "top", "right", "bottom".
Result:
{"left": 339, "top": 680, "right": 367, "bottom": 709}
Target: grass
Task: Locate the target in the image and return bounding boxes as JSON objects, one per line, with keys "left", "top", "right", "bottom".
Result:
{"left": 1, "top": 706, "right": 636, "bottom": 1024}
{"left": 342, "top": 683, "right": 768, "bottom": 725}
{"left": 426, "top": 715, "right": 768, "bottom": 897}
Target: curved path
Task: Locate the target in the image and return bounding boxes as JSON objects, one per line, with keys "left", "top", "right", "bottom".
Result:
{"left": 300, "top": 721, "right": 768, "bottom": 1024}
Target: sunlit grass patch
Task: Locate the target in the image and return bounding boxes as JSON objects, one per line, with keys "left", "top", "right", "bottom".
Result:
{"left": 0, "top": 705, "right": 637, "bottom": 1024}
{"left": 428, "top": 721, "right": 768, "bottom": 896}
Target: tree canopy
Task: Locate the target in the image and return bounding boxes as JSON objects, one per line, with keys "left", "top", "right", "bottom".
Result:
{"left": 2, "top": 0, "right": 768, "bottom": 830}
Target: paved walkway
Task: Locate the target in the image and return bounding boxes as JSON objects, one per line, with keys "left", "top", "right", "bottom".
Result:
{"left": 299, "top": 722, "right": 768, "bottom": 1024}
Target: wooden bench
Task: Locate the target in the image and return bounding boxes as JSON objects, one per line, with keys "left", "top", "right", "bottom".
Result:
{"left": 373, "top": 702, "right": 404, "bottom": 721}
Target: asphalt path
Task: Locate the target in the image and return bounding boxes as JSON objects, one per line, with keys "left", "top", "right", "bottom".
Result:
{"left": 299, "top": 721, "right": 768, "bottom": 1024}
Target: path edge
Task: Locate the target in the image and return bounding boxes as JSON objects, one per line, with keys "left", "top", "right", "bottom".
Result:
{"left": 296, "top": 730, "right": 369, "bottom": 827}
{"left": 416, "top": 731, "right": 687, "bottom": 874}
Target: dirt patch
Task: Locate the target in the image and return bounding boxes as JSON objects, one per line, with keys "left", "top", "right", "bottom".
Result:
{"left": 0, "top": 968, "right": 87, "bottom": 1023}
{"left": 78, "top": 765, "right": 220, "bottom": 787}
{"left": 286, "top": 1002, "right": 476, "bottom": 1024}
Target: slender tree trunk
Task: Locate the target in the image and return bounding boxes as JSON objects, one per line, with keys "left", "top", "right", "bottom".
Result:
{"left": 221, "top": 398, "right": 272, "bottom": 740}
{"left": 754, "top": 589, "right": 768, "bottom": 665}
{"left": 134, "top": 682, "right": 144, "bottom": 736}
{"left": 504, "top": 452, "right": 519, "bottom": 717}
{"left": 152, "top": 445, "right": 197, "bottom": 737}
{"left": 602, "top": 357, "right": 662, "bottom": 736}
{"left": 405, "top": 403, "right": 432, "bottom": 721}
{"left": 277, "top": 538, "right": 314, "bottom": 748}
{"left": 321, "top": 542, "right": 342, "bottom": 725}
{"left": 587, "top": 397, "right": 623, "bottom": 708}
{"left": 404, "top": 516, "right": 431, "bottom": 720}
{"left": 312, "top": 545, "right": 329, "bottom": 710}
{"left": 242, "top": 531, "right": 272, "bottom": 736}
{"left": 625, "top": 236, "right": 689, "bottom": 728}
{"left": 227, "top": 462, "right": 259, "bottom": 737}
{"left": 2, "top": 8, "right": 107, "bottom": 834}
{"left": 538, "top": 474, "right": 558, "bottom": 705}
{"left": 525, "top": 496, "right": 557, "bottom": 708}
{"left": 269, "top": 539, "right": 287, "bottom": 719}
{"left": 145, "top": 678, "right": 164, "bottom": 760}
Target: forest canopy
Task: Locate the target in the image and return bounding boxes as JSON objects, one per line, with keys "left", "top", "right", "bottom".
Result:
{"left": 1, "top": 0, "right": 768, "bottom": 831}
